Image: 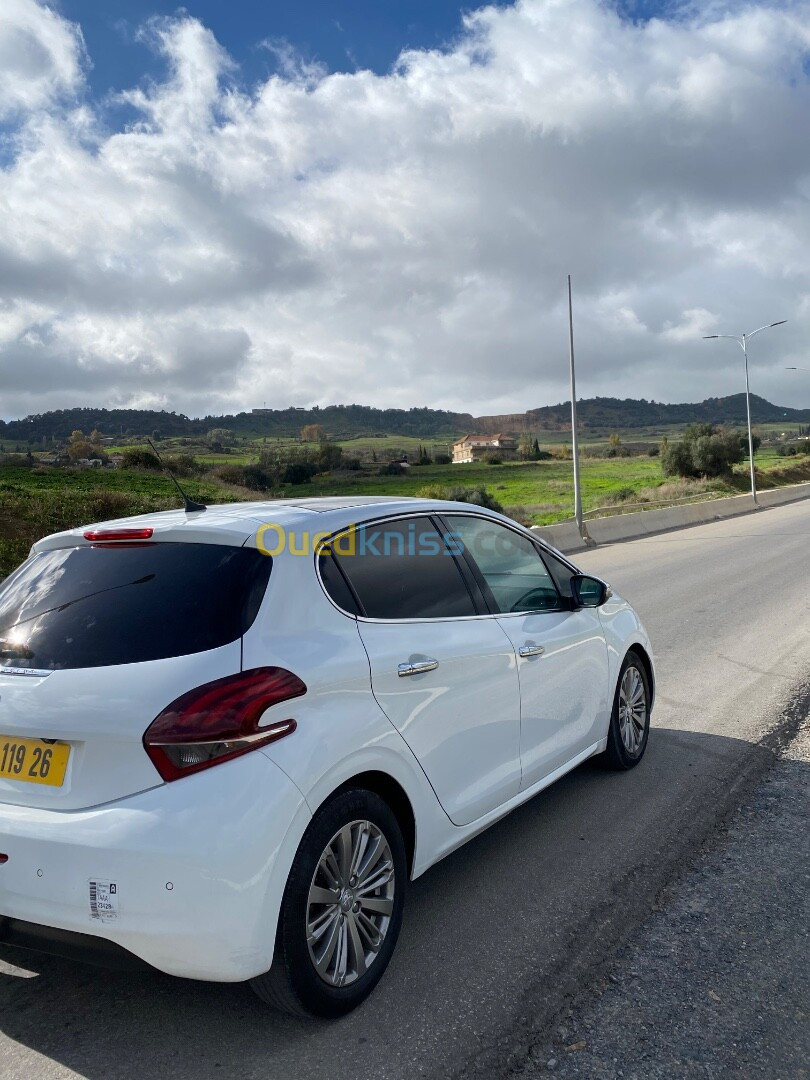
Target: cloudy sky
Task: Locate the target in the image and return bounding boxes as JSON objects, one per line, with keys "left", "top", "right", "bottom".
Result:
{"left": 1, "top": 0, "right": 809, "bottom": 421}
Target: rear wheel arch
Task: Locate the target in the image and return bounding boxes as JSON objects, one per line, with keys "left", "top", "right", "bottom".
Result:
{"left": 326, "top": 771, "right": 417, "bottom": 878}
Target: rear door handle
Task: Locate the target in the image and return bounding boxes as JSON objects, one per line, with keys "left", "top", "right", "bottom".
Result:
{"left": 518, "top": 644, "right": 545, "bottom": 658}
{"left": 398, "top": 659, "right": 439, "bottom": 677}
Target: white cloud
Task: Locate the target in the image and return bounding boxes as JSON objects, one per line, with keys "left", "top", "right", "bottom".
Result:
{"left": 0, "top": 0, "right": 809, "bottom": 419}
{"left": 0, "top": 0, "right": 85, "bottom": 119}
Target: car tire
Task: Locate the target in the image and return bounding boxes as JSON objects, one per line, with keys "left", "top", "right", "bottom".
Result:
{"left": 601, "top": 651, "right": 651, "bottom": 770}
{"left": 250, "top": 788, "right": 407, "bottom": 1018}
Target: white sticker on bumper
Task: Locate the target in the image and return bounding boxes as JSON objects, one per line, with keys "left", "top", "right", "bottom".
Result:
{"left": 89, "top": 879, "right": 119, "bottom": 922}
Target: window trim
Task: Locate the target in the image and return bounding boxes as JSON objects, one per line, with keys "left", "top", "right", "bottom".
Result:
{"left": 317, "top": 544, "right": 363, "bottom": 617}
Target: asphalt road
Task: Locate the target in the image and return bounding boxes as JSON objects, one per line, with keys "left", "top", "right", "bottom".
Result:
{"left": 2, "top": 499, "right": 809, "bottom": 1080}
{"left": 515, "top": 718, "right": 810, "bottom": 1079}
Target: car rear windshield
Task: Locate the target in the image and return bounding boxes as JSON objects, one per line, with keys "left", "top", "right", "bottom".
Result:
{"left": 0, "top": 543, "right": 272, "bottom": 670}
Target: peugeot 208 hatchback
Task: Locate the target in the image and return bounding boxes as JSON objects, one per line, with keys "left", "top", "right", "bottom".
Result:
{"left": 0, "top": 497, "right": 654, "bottom": 1016}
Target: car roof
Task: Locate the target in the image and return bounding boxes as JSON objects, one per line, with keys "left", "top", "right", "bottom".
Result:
{"left": 31, "top": 496, "right": 511, "bottom": 554}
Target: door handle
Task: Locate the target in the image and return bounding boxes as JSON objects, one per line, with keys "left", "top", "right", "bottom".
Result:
{"left": 518, "top": 644, "right": 545, "bottom": 658}
{"left": 398, "top": 659, "right": 439, "bottom": 677}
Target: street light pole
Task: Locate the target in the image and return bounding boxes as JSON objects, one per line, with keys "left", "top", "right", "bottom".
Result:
{"left": 567, "top": 274, "right": 584, "bottom": 536}
{"left": 703, "top": 320, "right": 787, "bottom": 506}
{"left": 742, "top": 334, "right": 757, "bottom": 505}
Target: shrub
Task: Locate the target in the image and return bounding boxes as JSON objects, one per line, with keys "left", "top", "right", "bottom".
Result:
{"left": 445, "top": 485, "right": 504, "bottom": 513}
{"left": 242, "top": 464, "right": 274, "bottom": 491}
{"left": 661, "top": 425, "right": 746, "bottom": 479}
{"left": 660, "top": 439, "right": 696, "bottom": 478}
{"left": 415, "top": 484, "right": 504, "bottom": 513}
{"left": 416, "top": 484, "right": 448, "bottom": 499}
{"left": 485, "top": 454, "right": 503, "bottom": 465}
{"left": 504, "top": 504, "right": 533, "bottom": 527}
{"left": 378, "top": 462, "right": 405, "bottom": 476}
{"left": 164, "top": 453, "right": 201, "bottom": 478}
{"left": 281, "top": 461, "right": 317, "bottom": 485}
{"left": 121, "top": 448, "right": 162, "bottom": 470}
{"left": 0, "top": 454, "right": 34, "bottom": 468}
{"left": 434, "top": 453, "right": 451, "bottom": 465}
{"left": 216, "top": 463, "right": 247, "bottom": 486}
{"left": 315, "top": 443, "right": 343, "bottom": 471}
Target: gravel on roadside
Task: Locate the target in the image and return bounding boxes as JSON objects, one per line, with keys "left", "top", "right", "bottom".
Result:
{"left": 515, "top": 722, "right": 810, "bottom": 1080}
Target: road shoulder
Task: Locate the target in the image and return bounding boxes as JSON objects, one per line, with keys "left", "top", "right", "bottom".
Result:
{"left": 514, "top": 721, "right": 810, "bottom": 1079}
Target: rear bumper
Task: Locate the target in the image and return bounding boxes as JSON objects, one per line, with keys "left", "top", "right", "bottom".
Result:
{"left": 0, "top": 752, "right": 311, "bottom": 982}
{"left": 0, "top": 915, "right": 150, "bottom": 971}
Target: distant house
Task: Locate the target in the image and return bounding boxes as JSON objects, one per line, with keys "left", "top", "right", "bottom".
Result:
{"left": 452, "top": 434, "right": 518, "bottom": 464}
{"left": 76, "top": 458, "right": 102, "bottom": 469}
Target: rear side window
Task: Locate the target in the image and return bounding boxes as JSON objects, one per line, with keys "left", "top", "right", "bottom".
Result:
{"left": 324, "top": 517, "right": 477, "bottom": 620}
{"left": 0, "top": 543, "right": 272, "bottom": 670}
{"left": 318, "top": 547, "right": 360, "bottom": 615}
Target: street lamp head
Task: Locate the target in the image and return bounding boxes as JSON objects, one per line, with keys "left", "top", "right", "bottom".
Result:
{"left": 769, "top": 320, "right": 788, "bottom": 328}
{"left": 702, "top": 335, "right": 719, "bottom": 339}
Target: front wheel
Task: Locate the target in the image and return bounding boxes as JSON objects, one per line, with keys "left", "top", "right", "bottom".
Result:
{"left": 601, "top": 651, "right": 651, "bottom": 770}
{"left": 250, "top": 788, "right": 407, "bottom": 1017}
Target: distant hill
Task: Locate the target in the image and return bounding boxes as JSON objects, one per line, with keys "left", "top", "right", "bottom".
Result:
{"left": 1, "top": 394, "right": 808, "bottom": 444}
{"left": 475, "top": 393, "right": 810, "bottom": 433}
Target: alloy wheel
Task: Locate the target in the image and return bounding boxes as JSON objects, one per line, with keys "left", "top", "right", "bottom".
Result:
{"left": 306, "top": 819, "right": 395, "bottom": 987}
{"left": 618, "top": 665, "right": 647, "bottom": 754}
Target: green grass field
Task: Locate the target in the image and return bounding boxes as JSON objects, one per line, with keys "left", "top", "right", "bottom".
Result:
{"left": 2, "top": 437, "right": 809, "bottom": 579}
{"left": 0, "top": 468, "right": 220, "bottom": 578}
{"left": 301, "top": 456, "right": 666, "bottom": 509}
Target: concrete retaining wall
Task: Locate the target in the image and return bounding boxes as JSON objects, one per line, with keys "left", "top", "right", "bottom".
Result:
{"left": 531, "top": 481, "right": 810, "bottom": 555}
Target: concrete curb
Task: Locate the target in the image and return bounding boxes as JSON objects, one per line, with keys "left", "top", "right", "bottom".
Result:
{"left": 531, "top": 481, "right": 810, "bottom": 555}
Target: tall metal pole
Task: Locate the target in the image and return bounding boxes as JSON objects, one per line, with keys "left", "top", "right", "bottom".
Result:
{"left": 704, "top": 320, "right": 786, "bottom": 507}
{"left": 568, "top": 274, "right": 583, "bottom": 534}
{"left": 742, "top": 334, "right": 758, "bottom": 505}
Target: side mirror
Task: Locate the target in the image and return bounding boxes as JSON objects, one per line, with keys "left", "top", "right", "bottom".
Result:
{"left": 571, "top": 574, "right": 608, "bottom": 609}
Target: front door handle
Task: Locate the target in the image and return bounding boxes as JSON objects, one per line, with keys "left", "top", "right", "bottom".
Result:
{"left": 398, "top": 658, "right": 439, "bottom": 677}
{"left": 518, "top": 644, "right": 545, "bottom": 658}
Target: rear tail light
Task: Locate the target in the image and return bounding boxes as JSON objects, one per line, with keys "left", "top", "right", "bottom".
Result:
{"left": 144, "top": 667, "right": 306, "bottom": 781}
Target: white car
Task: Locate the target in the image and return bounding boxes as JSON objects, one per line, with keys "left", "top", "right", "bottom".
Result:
{"left": 0, "top": 497, "right": 654, "bottom": 1016}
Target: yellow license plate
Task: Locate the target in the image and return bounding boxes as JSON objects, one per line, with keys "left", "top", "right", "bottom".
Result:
{"left": 0, "top": 735, "right": 70, "bottom": 787}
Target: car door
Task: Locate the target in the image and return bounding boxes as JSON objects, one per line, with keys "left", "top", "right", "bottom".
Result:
{"left": 322, "top": 514, "right": 521, "bottom": 826}
{"left": 442, "top": 514, "right": 611, "bottom": 788}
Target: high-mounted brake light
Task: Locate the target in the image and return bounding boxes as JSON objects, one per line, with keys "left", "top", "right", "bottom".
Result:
{"left": 83, "top": 528, "right": 154, "bottom": 542}
{"left": 143, "top": 667, "right": 306, "bottom": 781}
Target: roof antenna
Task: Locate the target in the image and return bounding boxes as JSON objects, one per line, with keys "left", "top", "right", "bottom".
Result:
{"left": 146, "top": 439, "right": 206, "bottom": 513}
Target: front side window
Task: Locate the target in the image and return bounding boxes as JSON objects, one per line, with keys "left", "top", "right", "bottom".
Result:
{"left": 0, "top": 543, "right": 272, "bottom": 670}
{"left": 324, "top": 517, "right": 477, "bottom": 620}
{"left": 445, "top": 515, "right": 560, "bottom": 614}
